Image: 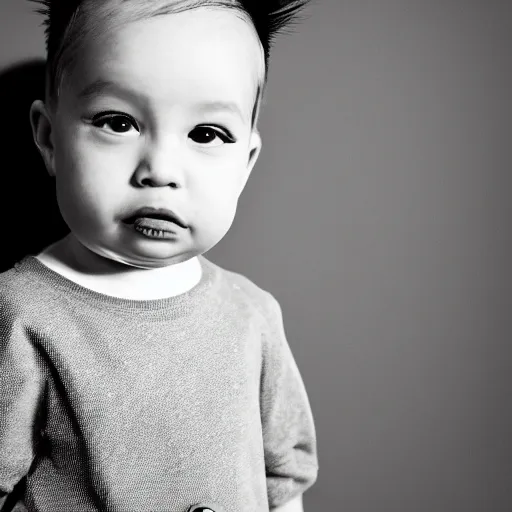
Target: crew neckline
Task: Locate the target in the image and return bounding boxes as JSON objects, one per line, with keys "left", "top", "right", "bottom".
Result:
{"left": 14, "top": 254, "right": 218, "bottom": 320}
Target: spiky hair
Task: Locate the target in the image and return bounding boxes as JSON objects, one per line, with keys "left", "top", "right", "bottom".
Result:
{"left": 30, "top": 0, "right": 310, "bottom": 104}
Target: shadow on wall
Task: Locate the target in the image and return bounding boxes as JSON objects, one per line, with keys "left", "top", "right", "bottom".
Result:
{"left": 0, "top": 59, "right": 68, "bottom": 272}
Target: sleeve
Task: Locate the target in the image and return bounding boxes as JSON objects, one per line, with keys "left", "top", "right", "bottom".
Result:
{"left": 0, "top": 308, "right": 45, "bottom": 501}
{"left": 260, "top": 294, "right": 318, "bottom": 508}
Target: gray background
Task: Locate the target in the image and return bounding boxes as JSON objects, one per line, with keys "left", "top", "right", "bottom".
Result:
{"left": 1, "top": 0, "right": 511, "bottom": 510}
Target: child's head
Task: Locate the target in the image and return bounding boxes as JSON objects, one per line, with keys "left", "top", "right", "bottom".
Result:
{"left": 29, "top": 0, "right": 308, "bottom": 269}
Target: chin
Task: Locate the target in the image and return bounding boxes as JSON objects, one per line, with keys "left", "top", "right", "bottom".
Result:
{"left": 73, "top": 228, "right": 214, "bottom": 270}
{"left": 101, "top": 249, "right": 198, "bottom": 270}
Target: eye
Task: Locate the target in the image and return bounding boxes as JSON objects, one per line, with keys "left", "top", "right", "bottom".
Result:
{"left": 91, "top": 111, "right": 140, "bottom": 135}
{"left": 189, "top": 126, "right": 235, "bottom": 146}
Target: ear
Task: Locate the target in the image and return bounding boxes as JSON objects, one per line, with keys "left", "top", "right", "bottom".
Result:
{"left": 238, "top": 129, "right": 262, "bottom": 193}
{"left": 30, "top": 100, "right": 56, "bottom": 176}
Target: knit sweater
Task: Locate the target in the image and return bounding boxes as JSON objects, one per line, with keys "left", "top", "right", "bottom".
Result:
{"left": 0, "top": 255, "right": 318, "bottom": 512}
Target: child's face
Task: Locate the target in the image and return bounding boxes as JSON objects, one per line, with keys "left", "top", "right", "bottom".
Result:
{"left": 40, "top": 7, "right": 262, "bottom": 268}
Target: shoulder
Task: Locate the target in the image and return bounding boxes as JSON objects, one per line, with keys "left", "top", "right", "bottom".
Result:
{"left": 204, "top": 260, "right": 295, "bottom": 366}
{"left": 0, "top": 263, "right": 43, "bottom": 357}
{"left": 201, "top": 256, "right": 282, "bottom": 325}
{"left": 0, "top": 263, "right": 32, "bottom": 310}
{"left": 0, "top": 258, "right": 56, "bottom": 326}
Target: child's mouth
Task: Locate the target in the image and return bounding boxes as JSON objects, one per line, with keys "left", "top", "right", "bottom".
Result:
{"left": 123, "top": 207, "right": 188, "bottom": 239}
{"left": 132, "top": 217, "right": 180, "bottom": 239}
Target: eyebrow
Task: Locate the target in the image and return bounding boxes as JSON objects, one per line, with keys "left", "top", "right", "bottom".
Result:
{"left": 194, "top": 101, "right": 246, "bottom": 122}
{"left": 78, "top": 79, "right": 131, "bottom": 101}
{"left": 78, "top": 79, "right": 246, "bottom": 121}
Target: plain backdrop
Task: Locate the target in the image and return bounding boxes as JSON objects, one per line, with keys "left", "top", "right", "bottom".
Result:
{"left": 1, "top": 0, "right": 511, "bottom": 510}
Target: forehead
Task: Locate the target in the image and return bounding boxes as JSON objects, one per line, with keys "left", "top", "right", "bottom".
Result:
{"left": 63, "top": 7, "right": 264, "bottom": 120}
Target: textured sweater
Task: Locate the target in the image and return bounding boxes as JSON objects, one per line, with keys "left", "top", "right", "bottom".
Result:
{"left": 0, "top": 255, "right": 318, "bottom": 512}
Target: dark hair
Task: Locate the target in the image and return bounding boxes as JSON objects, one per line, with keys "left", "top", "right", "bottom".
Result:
{"left": 30, "top": 0, "right": 310, "bottom": 105}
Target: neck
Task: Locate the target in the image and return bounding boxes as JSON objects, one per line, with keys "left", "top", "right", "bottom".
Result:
{"left": 35, "top": 234, "right": 202, "bottom": 300}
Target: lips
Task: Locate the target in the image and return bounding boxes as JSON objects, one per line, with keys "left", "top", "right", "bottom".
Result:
{"left": 123, "top": 207, "right": 188, "bottom": 239}
{"left": 124, "top": 207, "right": 188, "bottom": 230}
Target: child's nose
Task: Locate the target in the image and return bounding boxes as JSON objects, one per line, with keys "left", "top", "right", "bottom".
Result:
{"left": 132, "top": 146, "right": 186, "bottom": 189}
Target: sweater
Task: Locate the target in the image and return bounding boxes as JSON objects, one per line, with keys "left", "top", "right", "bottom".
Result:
{"left": 0, "top": 255, "right": 318, "bottom": 512}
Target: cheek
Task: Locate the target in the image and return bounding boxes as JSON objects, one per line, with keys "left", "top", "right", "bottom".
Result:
{"left": 56, "top": 137, "right": 131, "bottom": 197}
{"left": 201, "top": 150, "right": 249, "bottom": 193}
{"left": 192, "top": 165, "right": 245, "bottom": 212}
{"left": 53, "top": 147, "right": 124, "bottom": 228}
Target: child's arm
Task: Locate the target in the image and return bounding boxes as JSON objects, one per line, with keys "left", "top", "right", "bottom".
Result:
{"left": 260, "top": 294, "right": 318, "bottom": 510}
{"left": 0, "top": 309, "right": 45, "bottom": 503}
